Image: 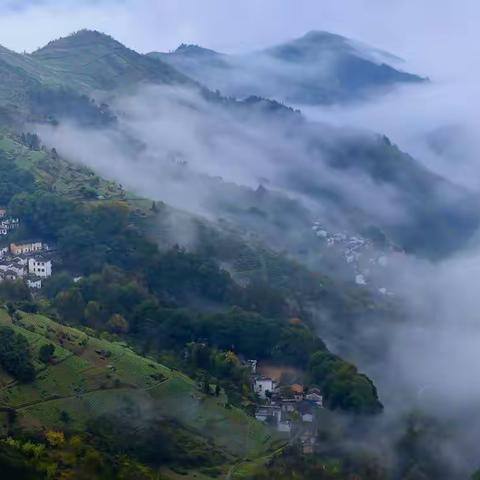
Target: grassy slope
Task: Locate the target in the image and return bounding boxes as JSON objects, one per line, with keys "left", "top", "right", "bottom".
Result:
{"left": 0, "top": 310, "right": 280, "bottom": 463}
{"left": 0, "top": 45, "right": 63, "bottom": 106}
{"left": 30, "top": 30, "right": 195, "bottom": 94}
{"left": 0, "top": 132, "right": 154, "bottom": 217}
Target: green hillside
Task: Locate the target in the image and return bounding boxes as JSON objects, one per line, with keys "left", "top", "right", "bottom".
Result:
{"left": 31, "top": 30, "right": 195, "bottom": 94}
{"left": 0, "top": 45, "right": 62, "bottom": 106}
{"left": 0, "top": 132, "right": 157, "bottom": 220}
{"left": 0, "top": 30, "right": 197, "bottom": 127}
{"left": 0, "top": 309, "right": 279, "bottom": 461}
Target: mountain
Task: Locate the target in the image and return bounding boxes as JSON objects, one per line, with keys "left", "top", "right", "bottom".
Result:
{"left": 149, "top": 30, "right": 426, "bottom": 105}
{"left": 0, "top": 29, "right": 470, "bottom": 259}
{"left": 31, "top": 30, "right": 194, "bottom": 94}
{"left": 0, "top": 28, "right": 475, "bottom": 480}
{"left": 0, "top": 30, "right": 199, "bottom": 127}
{"left": 0, "top": 45, "right": 61, "bottom": 107}
{"left": 0, "top": 30, "right": 196, "bottom": 121}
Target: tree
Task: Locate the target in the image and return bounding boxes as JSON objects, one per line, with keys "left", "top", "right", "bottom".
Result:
{"left": 45, "top": 431, "right": 65, "bottom": 448}
{"left": 55, "top": 289, "right": 85, "bottom": 324}
{"left": 0, "top": 156, "right": 35, "bottom": 205}
{"left": 84, "top": 301, "right": 103, "bottom": 328}
{"left": 60, "top": 411, "right": 71, "bottom": 424}
{"left": 0, "top": 327, "right": 35, "bottom": 382}
{"left": 0, "top": 281, "right": 31, "bottom": 303}
{"left": 107, "top": 314, "right": 129, "bottom": 334}
{"left": 39, "top": 344, "right": 55, "bottom": 364}
{"left": 309, "top": 351, "right": 383, "bottom": 414}
{"left": 201, "top": 375, "right": 211, "bottom": 395}
{"left": 42, "top": 273, "right": 74, "bottom": 300}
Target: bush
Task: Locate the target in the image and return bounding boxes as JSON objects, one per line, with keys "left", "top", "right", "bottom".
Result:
{"left": 39, "top": 344, "right": 55, "bottom": 364}
{"left": 0, "top": 327, "right": 35, "bottom": 382}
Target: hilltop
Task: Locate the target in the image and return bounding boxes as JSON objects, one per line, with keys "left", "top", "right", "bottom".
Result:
{"left": 149, "top": 30, "right": 426, "bottom": 105}
{"left": 0, "top": 30, "right": 197, "bottom": 126}
{"left": 31, "top": 30, "right": 195, "bottom": 93}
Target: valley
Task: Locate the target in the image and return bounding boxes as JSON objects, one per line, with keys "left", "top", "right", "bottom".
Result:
{"left": 0, "top": 8, "right": 475, "bottom": 479}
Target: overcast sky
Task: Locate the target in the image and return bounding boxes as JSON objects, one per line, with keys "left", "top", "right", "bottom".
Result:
{"left": 0, "top": 0, "right": 475, "bottom": 78}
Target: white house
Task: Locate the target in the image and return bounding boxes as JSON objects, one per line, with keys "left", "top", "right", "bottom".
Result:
{"left": 247, "top": 359, "right": 257, "bottom": 374}
{"left": 28, "top": 258, "right": 52, "bottom": 278}
{"left": 277, "top": 421, "right": 292, "bottom": 433}
{"left": 0, "top": 263, "right": 26, "bottom": 277}
{"left": 305, "top": 392, "right": 323, "bottom": 407}
{"left": 302, "top": 413, "right": 314, "bottom": 423}
{"left": 255, "top": 406, "right": 281, "bottom": 423}
{"left": 254, "top": 377, "right": 276, "bottom": 399}
{"left": 27, "top": 278, "right": 42, "bottom": 289}
{"left": 3, "top": 270, "right": 17, "bottom": 281}
{"left": 1, "top": 218, "right": 19, "bottom": 231}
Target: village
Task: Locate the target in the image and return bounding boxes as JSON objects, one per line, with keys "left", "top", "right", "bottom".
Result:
{"left": 0, "top": 208, "right": 54, "bottom": 289}
{"left": 249, "top": 360, "right": 323, "bottom": 454}
{"left": 311, "top": 221, "right": 402, "bottom": 295}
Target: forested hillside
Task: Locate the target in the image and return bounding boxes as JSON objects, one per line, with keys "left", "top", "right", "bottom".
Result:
{"left": 0, "top": 26, "right": 474, "bottom": 480}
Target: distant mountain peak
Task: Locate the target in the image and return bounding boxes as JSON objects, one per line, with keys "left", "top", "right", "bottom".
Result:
{"left": 174, "top": 44, "right": 220, "bottom": 57}
{"left": 300, "top": 30, "right": 349, "bottom": 43}
{"left": 33, "top": 29, "right": 122, "bottom": 54}
{"left": 29, "top": 29, "right": 195, "bottom": 93}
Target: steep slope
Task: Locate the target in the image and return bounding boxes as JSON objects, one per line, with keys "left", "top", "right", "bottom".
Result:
{"left": 31, "top": 30, "right": 195, "bottom": 94}
{"left": 0, "top": 45, "right": 61, "bottom": 107}
{"left": 0, "top": 132, "right": 130, "bottom": 204}
{"left": 0, "top": 309, "right": 278, "bottom": 461}
{"left": 150, "top": 30, "right": 426, "bottom": 104}
{"left": 0, "top": 30, "right": 475, "bottom": 259}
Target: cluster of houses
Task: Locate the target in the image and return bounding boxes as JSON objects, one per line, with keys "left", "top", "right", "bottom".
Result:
{"left": 0, "top": 210, "right": 53, "bottom": 289}
{"left": 311, "top": 221, "right": 399, "bottom": 295}
{"left": 0, "top": 208, "right": 19, "bottom": 236}
{"left": 251, "top": 362, "right": 323, "bottom": 454}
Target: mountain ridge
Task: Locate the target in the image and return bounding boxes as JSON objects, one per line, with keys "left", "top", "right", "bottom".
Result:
{"left": 149, "top": 30, "right": 426, "bottom": 105}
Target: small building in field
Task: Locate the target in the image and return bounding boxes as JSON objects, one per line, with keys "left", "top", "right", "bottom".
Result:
{"left": 28, "top": 257, "right": 52, "bottom": 278}
{"left": 0, "top": 208, "right": 6, "bottom": 218}
{"left": 10, "top": 241, "right": 43, "bottom": 255}
{"left": 27, "top": 278, "right": 42, "bottom": 289}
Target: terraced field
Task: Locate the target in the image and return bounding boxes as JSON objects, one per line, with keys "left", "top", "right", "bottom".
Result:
{"left": 0, "top": 309, "right": 280, "bottom": 464}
